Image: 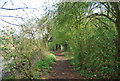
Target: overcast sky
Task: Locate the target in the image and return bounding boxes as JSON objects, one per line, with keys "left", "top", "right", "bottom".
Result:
{"left": 0, "top": 0, "right": 57, "bottom": 28}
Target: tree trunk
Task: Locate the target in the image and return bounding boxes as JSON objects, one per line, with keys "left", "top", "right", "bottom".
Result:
{"left": 115, "top": 11, "right": 120, "bottom": 75}
{"left": 109, "top": 2, "right": 120, "bottom": 75}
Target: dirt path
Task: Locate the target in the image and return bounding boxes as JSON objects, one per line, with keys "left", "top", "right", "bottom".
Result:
{"left": 47, "top": 51, "right": 82, "bottom": 79}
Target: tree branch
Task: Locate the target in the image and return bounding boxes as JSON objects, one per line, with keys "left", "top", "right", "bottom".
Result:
{"left": 95, "top": 18, "right": 111, "bottom": 30}
{"left": 100, "top": 2, "right": 116, "bottom": 17}
{"left": 0, "top": 18, "right": 20, "bottom": 26}
{"left": 87, "top": 13, "right": 116, "bottom": 23}
{"left": 1, "top": 2, "right": 7, "bottom": 8}
{"left": 0, "top": 7, "right": 36, "bottom": 10}
{"left": 0, "top": 15, "right": 24, "bottom": 20}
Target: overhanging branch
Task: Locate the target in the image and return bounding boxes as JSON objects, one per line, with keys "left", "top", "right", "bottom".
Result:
{"left": 0, "top": 15, "right": 24, "bottom": 20}
{"left": 0, "top": 7, "right": 36, "bottom": 10}
{"left": 87, "top": 13, "right": 116, "bottom": 23}
{"left": 0, "top": 18, "right": 20, "bottom": 26}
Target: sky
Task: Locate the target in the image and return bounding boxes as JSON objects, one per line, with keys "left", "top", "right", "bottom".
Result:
{"left": 0, "top": 0, "right": 57, "bottom": 27}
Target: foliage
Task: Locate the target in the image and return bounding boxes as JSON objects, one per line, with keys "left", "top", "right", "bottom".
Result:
{"left": 34, "top": 53, "right": 56, "bottom": 70}
{"left": 1, "top": 20, "right": 51, "bottom": 79}
{"left": 1, "top": 1, "right": 120, "bottom": 80}
{"left": 50, "top": 2, "right": 118, "bottom": 78}
{"left": 33, "top": 53, "right": 56, "bottom": 79}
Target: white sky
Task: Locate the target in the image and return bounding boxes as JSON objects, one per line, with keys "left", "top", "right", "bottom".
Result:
{"left": 0, "top": 0, "right": 57, "bottom": 28}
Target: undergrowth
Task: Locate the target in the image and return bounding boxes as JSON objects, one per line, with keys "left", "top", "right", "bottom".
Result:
{"left": 4, "top": 52, "right": 56, "bottom": 79}
{"left": 63, "top": 52, "right": 117, "bottom": 79}
{"left": 33, "top": 53, "right": 56, "bottom": 79}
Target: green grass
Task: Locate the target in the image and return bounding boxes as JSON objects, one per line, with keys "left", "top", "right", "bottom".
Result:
{"left": 33, "top": 53, "right": 56, "bottom": 79}
{"left": 50, "top": 51, "right": 55, "bottom": 54}
{"left": 34, "top": 53, "right": 56, "bottom": 70}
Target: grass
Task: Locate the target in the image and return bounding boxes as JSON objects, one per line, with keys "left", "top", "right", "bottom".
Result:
{"left": 50, "top": 51, "right": 55, "bottom": 55}
{"left": 3, "top": 52, "right": 56, "bottom": 79}
{"left": 34, "top": 53, "right": 56, "bottom": 79}
{"left": 35, "top": 53, "right": 56, "bottom": 69}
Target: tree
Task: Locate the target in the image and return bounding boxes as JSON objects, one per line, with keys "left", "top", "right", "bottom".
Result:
{"left": 87, "top": 2, "right": 120, "bottom": 75}
{"left": 50, "top": 2, "right": 118, "bottom": 78}
{"left": 1, "top": 20, "right": 48, "bottom": 80}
